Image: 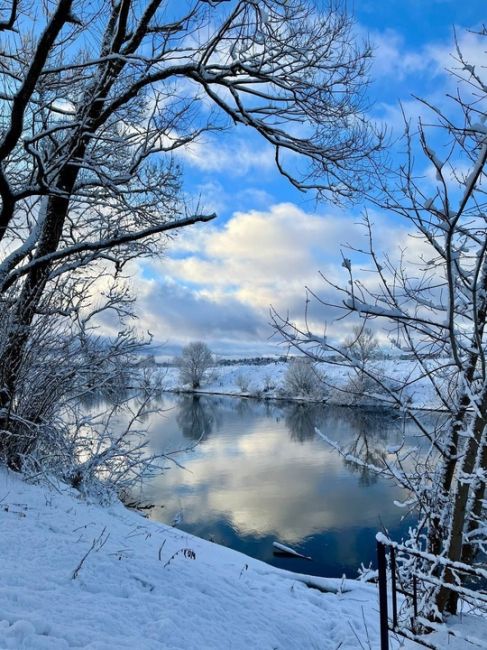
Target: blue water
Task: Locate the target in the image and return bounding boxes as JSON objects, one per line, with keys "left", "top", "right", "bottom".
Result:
{"left": 136, "top": 394, "right": 426, "bottom": 579}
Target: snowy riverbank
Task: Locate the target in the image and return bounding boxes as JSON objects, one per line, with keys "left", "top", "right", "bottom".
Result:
{"left": 2, "top": 468, "right": 485, "bottom": 648}
{"left": 0, "top": 468, "right": 388, "bottom": 649}
{"left": 151, "top": 358, "right": 443, "bottom": 410}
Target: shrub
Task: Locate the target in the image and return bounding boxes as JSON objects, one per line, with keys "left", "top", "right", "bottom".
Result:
{"left": 283, "top": 357, "right": 325, "bottom": 400}
{"left": 235, "top": 372, "right": 251, "bottom": 393}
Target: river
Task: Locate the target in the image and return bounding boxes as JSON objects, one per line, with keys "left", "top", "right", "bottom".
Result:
{"left": 127, "top": 393, "right": 436, "bottom": 579}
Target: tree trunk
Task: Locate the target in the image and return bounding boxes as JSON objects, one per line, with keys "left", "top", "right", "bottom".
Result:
{"left": 435, "top": 413, "right": 486, "bottom": 614}
{"left": 0, "top": 171, "right": 78, "bottom": 465}
{"left": 460, "top": 439, "right": 487, "bottom": 566}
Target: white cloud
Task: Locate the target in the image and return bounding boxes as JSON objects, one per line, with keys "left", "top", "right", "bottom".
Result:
{"left": 132, "top": 202, "right": 410, "bottom": 350}
{"left": 368, "top": 26, "right": 486, "bottom": 83}
{"left": 427, "top": 29, "right": 487, "bottom": 75}
{"left": 178, "top": 133, "right": 275, "bottom": 175}
{"left": 188, "top": 179, "right": 275, "bottom": 218}
{"left": 373, "top": 97, "right": 438, "bottom": 133}
{"left": 369, "top": 29, "right": 429, "bottom": 81}
{"left": 370, "top": 29, "right": 487, "bottom": 137}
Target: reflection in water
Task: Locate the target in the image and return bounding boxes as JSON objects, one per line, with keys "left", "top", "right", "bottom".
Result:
{"left": 284, "top": 403, "right": 407, "bottom": 485}
{"left": 134, "top": 394, "right": 429, "bottom": 579}
{"left": 284, "top": 403, "right": 321, "bottom": 442}
{"left": 77, "top": 385, "right": 153, "bottom": 411}
{"left": 339, "top": 409, "right": 394, "bottom": 486}
{"left": 176, "top": 395, "right": 215, "bottom": 440}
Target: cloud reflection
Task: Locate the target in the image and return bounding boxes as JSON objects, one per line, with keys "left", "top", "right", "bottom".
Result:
{"left": 140, "top": 397, "right": 411, "bottom": 545}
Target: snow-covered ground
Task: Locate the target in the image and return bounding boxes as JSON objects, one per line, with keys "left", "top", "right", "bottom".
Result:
{"left": 152, "top": 358, "right": 442, "bottom": 410}
{"left": 1, "top": 468, "right": 485, "bottom": 648}
{"left": 0, "top": 468, "right": 388, "bottom": 649}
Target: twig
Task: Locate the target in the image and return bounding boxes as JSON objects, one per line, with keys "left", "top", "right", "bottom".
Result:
{"left": 158, "top": 539, "right": 166, "bottom": 561}
{"left": 361, "top": 606, "right": 373, "bottom": 650}
{"left": 72, "top": 526, "right": 109, "bottom": 579}
{"left": 163, "top": 547, "right": 196, "bottom": 569}
{"left": 348, "top": 620, "right": 365, "bottom": 650}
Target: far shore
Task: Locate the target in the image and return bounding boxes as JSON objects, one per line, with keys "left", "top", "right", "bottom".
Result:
{"left": 140, "top": 357, "right": 448, "bottom": 412}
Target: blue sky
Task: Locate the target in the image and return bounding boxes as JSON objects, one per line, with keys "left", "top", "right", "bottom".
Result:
{"left": 123, "top": 1, "right": 487, "bottom": 358}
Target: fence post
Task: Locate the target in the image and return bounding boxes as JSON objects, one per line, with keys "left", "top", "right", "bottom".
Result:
{"left": 390, "top": 546, "right": 398, "bottom": 629}
{"left": 377, "top": 540, "right": 389, "bottom": 650}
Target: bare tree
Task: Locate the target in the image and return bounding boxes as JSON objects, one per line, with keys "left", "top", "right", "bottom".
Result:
{"left": 0, "top": 1, "right": 378, "bottom": 475}
{"left": 1, "top": 273, "right": 164, "bottom": 494}
{"left": 344, "top": 325, "right": 378, "bottom": 364}
{"left": 273, "top": 30, "right": 487, "bottom": 620}
{"left": 177, "top": 341, "right": 213, "bottom": 389}
{"left": 341, "top": 325, "right": 381, "bottom": 404}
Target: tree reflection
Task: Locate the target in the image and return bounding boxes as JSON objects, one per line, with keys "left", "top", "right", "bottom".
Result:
{"left": 78, "top": 384, "right": 131, "bottom": 409}
{"left": 233, "top": 398, "right": 254, "bottom": 419}
{"left": 302, "top": 406, "right": 404, "bottom": 486}
{"left": 176, "top": 395, "right": 215, "bottom": 440}
{"left": 337, "top": 409, "right": 398, "bottom": 486}
{"left": 284, "top": 403, "right": 324, "bottom": 442}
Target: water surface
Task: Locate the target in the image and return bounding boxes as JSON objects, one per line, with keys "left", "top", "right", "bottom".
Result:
{"left": 136, "top": 394, "right": 427, "bottom": 578}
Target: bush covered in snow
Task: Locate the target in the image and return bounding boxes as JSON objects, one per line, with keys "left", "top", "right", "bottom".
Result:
{"left": 282, "top": 358, "right": 326, "bottom": 400}
{"left": 235, "top": 372, "right": 251, "bottom": 393}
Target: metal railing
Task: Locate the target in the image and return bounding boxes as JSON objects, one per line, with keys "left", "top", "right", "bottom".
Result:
{"left": 377, "top": 537, "right": 487, "bottom": 649}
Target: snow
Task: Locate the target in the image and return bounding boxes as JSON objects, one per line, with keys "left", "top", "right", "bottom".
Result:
{"left": 151, "top": 357, "right": 443, "bottom": 410}
{"left": 272, "top": 542, "right": 312, "bottom": 560}
{"left": 2, "top": 467, "right": 485, "bottom": 648}
{"left": 343, "top": 298, "right": 405, "bottom": 319}
{"left": 0, "top": 361, "right": 474, "bottom": 648}
{"left": 0, "top": 468, "right": 406, "bottom": 649}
